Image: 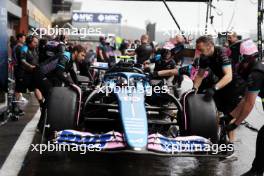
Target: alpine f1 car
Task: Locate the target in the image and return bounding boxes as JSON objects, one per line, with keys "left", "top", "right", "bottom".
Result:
{"left": 43, "top": 57, "right": 230, "bottom": 156}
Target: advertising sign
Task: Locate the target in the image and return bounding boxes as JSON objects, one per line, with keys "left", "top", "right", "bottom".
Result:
{"left": 72, "top": 12, "right": 122, "bottom": 24}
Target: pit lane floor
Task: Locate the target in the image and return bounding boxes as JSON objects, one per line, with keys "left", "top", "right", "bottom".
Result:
{"left": 0, "top": 94, "right": 263, "bottom": 176}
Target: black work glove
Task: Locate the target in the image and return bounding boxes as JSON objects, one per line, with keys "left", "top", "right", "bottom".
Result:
{"left": 64, "top": 79, "right": 72, "bottom": 86}
{"left": 203, "top": 87, "right": 216, "bottom": 101}
{"left": 221, "top": 114, "right": 234, "bottom": 125}
{"left": 33, "top": 65, "right": 40, "bottom": 70}
{"left": 192, "top": 87, "right": 197, "bottom": 92}
{"left": 177, "top": 75, "right": 184, "bottom": 88}
{"left": 225, "top": 123, "right": 238, "bottom": 132}
{"left": 144, "top": 67, "right": 151, "bottom": 73}
{"left": 151, "top": 71, "right": 159, "bottom": 79}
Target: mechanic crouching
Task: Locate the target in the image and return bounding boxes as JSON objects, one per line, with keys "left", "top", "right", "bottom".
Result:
{"left": 151, "top": 45, "right": 177, "bottom": 73}
{"left": 224, "top": 57, "right": 264, "bottom": 176}
{"left": 143, "top": 45, "right": 177, "bottom": 90}
{"left": 36, "top": 45, "right": 86, "bottom": 131}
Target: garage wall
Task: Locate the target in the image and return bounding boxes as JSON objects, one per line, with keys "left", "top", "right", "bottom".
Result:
{"left": 30, "top": 0, "right": 52, "bottom": 19}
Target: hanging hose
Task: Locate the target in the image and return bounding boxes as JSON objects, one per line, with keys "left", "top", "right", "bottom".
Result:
{"left": 161, "top": 0, "right": 188, "bottom": 42}
{"left": 257, "top": 0, "right": 263, "bottom": 60}
{"left": 225, "top": 0, "right": 238, "bottom": 32}
{"left": 205, "top": 0, "right": 211, "bottom": 34}
{"left": 162, "top": 0, "right": 181, "bottom": 31}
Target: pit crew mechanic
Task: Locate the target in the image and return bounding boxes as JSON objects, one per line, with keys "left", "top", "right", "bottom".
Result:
{"left": 227, "top": 32, "right": 241, "bottom": 70}
{"left": 150, "top": 46, "right": 177, "bottom": 74}
{"left": 36, "top": 45, "right": 86, "bottom": 130}
{"left": 12, "top": 33, "right": 26, "bottom": 116}
{"left": 144, "top": 45, "right": 177, "bottom": 89}
{"left": 96, "top": 36, "right": 108, "bottom": 62}
{"left": 192, "top": 35, "right": 244, "bottom": 116}
{"left": 150, "top": 37, "right": 207, "bottom": 85}
{"left": 225, "top": 58, "right": 264, "bottom": 176}
{"left": 144, "top": 35, "right": 185, "bottom": 78}
{"left": 225, "top": 32, "right": 254, "bottom": 142}
{"left": 19, "top": 35, "right": 44, "bottom": 108}
{"left": 153, "top": 35, "right": 241, "bottom": 115}
{"left": 42, "top": 45, "right": 86, "bottom": 87}
{"left": 135, "top": 34, "right": 154, "bottom": 64}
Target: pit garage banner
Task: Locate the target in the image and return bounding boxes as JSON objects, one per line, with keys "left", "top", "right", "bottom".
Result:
{"left": 0, "top": 0, "right": 8, "bottom": 91}
{"left": 72, "top": 12, "right": 122, "bottom": 24}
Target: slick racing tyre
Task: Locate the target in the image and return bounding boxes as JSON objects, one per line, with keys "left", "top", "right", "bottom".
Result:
{"left": 46, "top": 87, "right": 78, "bottom": 138}
{"left": 181, "top": 93, "right": 219, "bottom": 143}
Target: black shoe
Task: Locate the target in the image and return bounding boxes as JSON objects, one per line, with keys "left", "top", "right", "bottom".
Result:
{"left": 10, "top": 114, "right": 19, "bottom": 121}
{"left": 241, "top": 168, "right": 264, "bottom": 176}
{"left": 220, "top": 114, "right": 233, "bottom": 125}
{"left": 37, "top": 119, "right": 44, "bottom": 133}
{"left": 177, "top": 75, "right": 184, "bottom": 88}
{"left": 14, "top": 108, "right": 25, "bottom": 116}
{"left": 219, "top": 142, "right": 236, "bottom": 159}
{"left": 17, "top": 109, "right": 25, "bottom": 116}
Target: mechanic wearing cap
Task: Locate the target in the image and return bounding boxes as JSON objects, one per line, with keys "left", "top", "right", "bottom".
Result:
{"left": 225, "top": 33, "right": 257, "bottom": 141}
{"left": 152, "top": 45, "right": 177, "bottom": 72}
{"left": 224, "top": 57, "right": 264, "bottom": 176}
{"left": 152, "top": 45, "right": 214, "bottom": 91}
{"left": 148, "top": 35, "right": 185, "bottom": 76}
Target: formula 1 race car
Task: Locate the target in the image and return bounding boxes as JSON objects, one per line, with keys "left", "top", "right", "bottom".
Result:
{"left": 43, "top": 57, "right": 229, "bottom": 156}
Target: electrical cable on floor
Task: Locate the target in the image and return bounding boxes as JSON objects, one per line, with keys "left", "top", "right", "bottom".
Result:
{"left": 241, "top": 121, "right": 259, "bottom": 132}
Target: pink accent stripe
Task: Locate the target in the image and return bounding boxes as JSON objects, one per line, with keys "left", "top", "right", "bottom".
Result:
{"left": 70, "top": 84, "right": 82, "bottom": 126}
{"left": 183, "top": 90, "right": 194, "bottom": 131}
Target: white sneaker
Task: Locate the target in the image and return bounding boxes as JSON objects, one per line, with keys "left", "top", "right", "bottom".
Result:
{"left": 19, "top": 96, "right": 28, "bottom": 103}
{"left": 17, "top": 96, "right": 29, "bottom": 110}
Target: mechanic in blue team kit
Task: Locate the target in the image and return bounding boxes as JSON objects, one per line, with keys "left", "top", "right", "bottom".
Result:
{"left": 153, "top": 56, "right": 208, "bottom": 82}
{"left": 151, "top": 45, "right": 177, "bottom": 73}
{"left": 12, "top": 33, "right": 26, "bottom": 116}
{"left": 19, "top": 35, "right": 44, "bottom": 109}
{"left": 143, "top": 35, "right": 185, "bottom": 75}
{"left": 36, "top": 45, "right": 86, "bottom": 130}
{"left": 224, "top": 58, "right": 264, "bottom": 176}
{"left": 96, "top": 36, "right": 108, "bottom": 62}
{"left": 39, "top": 35, "right": 68, "bottom": 64}
{"left": 170, "top": 35, "right": 185, "bottom": 65}
{"left": 192, "top": 36, "right": 245, "bottom": 115}
{"left": 37, "top": 44, "right": 87, "bottom": 95}
{"left": 143, "top": 44, "right": 177, "bottom": 90}
{"left": 154, "top": 36, "right": 240, "bottom": 112}
{"left": 225, "top": 32, "right": 257, "bottom": 142}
